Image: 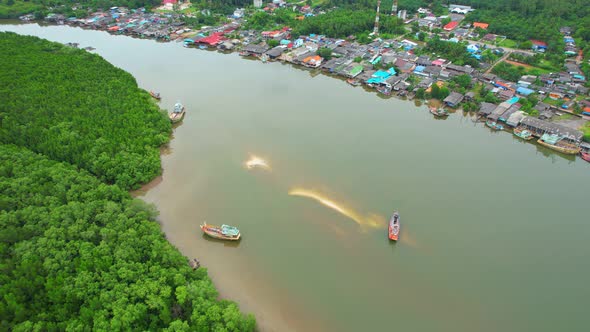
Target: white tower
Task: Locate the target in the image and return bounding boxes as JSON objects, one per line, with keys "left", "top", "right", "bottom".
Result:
{"left": 253, "top": 0, "right": 262, "bottom": 8}
{"left": 391, "top": 0, "right": 398, "bottom": 15}
{"left": 372, "top": 0, "right": 382, "bottom": 35}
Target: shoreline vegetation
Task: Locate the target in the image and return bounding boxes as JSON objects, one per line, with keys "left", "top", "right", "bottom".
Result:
{"left": 0, "top": 32, "right": 255, "bottom": 331}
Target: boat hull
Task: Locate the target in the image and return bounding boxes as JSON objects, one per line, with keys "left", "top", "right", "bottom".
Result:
{"left": 581, "top": 152, "right": 590, "bottom": 163}
{"left": 149, "top": 91, "right": 161, "bottom": 100}
{"left": 513, "top": 127, "right": 533, "bottom": 141}
{"left": 200, "top": 224, "right": 241, "bottom": 241}
{"left": 537, "top": 138, "right": 581, "bottom": 155}
{"left": 169, "top": 110, "right": 185, "bottom": 123}
{"left": 388, "top": 211, "right": 400, "bottom": 241}
{"left": 430, "top": 107, "right": 449, "bottom": 117}
{"left": 486, "top": 121, "right": 504, "bottom": 130}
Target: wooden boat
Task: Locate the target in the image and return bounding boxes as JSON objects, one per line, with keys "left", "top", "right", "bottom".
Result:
{"left": 580, "top": 151, "right": 590, "bottom": 163}
{"left": 169, "top": 102, "right": 185, "bottom": 123}
{"left": 429, "top": 106, "right": 449, "bottom": 117}
{"left": 513, "top": 126, "right": 533, "bottom": 140}
{"left": 149, "top": 91, "right": 161, "bottom": 100}
{"left": 377, "top": 85, "right": 392, "bottom": 95}
{"left": 388, "top": 211, "right": 400, "bottom": 241}
{"left": 347, "top": 78, "right": 360, "bottom": 86}
{"left": 537, "top": 133, "right": 581, "bottom": 155}
{"left": 200, "top": 222, "right": 241, "bottom": 241}
{"left": 486, "top": 120, "right": 504, "bottom": 131}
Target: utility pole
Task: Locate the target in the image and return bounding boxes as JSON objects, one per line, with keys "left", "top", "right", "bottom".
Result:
{"left": 372, "top": 0, "right": 382, "bottom": 36}
{"left": 391, "top": 0, "right": 398, "bottom": 15}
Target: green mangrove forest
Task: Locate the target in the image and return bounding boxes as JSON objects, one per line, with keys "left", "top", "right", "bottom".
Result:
{"left": 0, "top": 32, "right": 255, "bottom": 331}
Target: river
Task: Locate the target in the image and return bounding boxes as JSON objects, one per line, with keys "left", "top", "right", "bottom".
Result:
{"left": 2, "top": 22, "right": 589, "bottom": 332}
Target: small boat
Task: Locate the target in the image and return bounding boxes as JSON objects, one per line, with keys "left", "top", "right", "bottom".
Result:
{"left": 580, "top": 151, "right": 590, "bottom": 163}
{"left": 260, "top": 54, "right": 269, "bottom": 63}
{"left": 513, "top": 126, "right": 533, "bottom": 140}
{"left": 388, "top": 211, "right": 400, "bottom": 241}
{"left": 377, "top": 85, "right": 392, "bottom": 95}
{"left": 149, "top": 91, "right": 161, "bottom": 100}
{"left": 429, "top": 106, "right": 449, "bottom": 117}
{"left": 486, "top": 120, "right": 504, "bottom": 131}
{"left": 200, "top": 222, "right": 241, "bottom": 241}
{"left": 169, "top": 102, "right": 186, "bottom": 123}
{"left": 537, "top": 133, "right": 581, "bottom": 155}
{"left": 347, "top": 78, "right": 360, "bottom": 86}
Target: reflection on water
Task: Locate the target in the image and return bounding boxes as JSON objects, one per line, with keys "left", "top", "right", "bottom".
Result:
{"left": 288, "top": 188, "right": 385, "bottom": 230}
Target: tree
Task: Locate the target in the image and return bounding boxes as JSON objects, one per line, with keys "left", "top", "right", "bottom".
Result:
{"left": 418, "top": 32, "right": 426, "bottom": 42}
{"left": 452, "top": 74, "right": 472, "bottom": 89}
{"left": 317, "top": 47, "right": 332, "bottom": 60}
{"left": 267, "top": 39, "right": 279, "bottom": 47}
{"left": 415, "top": 88, "right": 426, "bottom": 99}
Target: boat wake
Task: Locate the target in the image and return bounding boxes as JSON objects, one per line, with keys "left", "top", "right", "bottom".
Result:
{"left": 288, "top": 188, "right": 385, "bottom": 230}
{"left": 244, "top": 155, "right": 271, "bottom": 170}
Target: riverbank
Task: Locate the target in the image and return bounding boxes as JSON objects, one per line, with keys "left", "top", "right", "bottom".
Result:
{"left": 15, "top": 9, "right": 590, "bottom": 159}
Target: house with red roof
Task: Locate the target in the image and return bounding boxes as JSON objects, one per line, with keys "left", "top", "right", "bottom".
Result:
{"left": 443, "top": 21, "right": 459, "bottom": 31}
{"left": 195, "top": 32, "right": 225, "bottom": 47}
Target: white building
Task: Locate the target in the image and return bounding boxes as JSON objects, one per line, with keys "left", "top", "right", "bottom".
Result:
{"left": 253, "top": 0, "right": 262, "bottom": 8}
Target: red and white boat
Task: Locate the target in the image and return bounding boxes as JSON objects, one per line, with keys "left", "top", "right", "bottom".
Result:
{"left": 388, "top": 211, "right": 400, "bottom": 241}
{"left": 581, "top": 151, "right": 590, "bottom": 163}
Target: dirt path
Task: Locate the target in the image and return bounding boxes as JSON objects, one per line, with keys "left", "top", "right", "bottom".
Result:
{"left": 485, "top": 51, "right": 512, "bottom": 74}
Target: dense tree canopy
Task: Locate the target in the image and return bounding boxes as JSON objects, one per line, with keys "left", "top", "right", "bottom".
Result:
{"left": 0, "top": 32, "right": 171, "bottom": 190}
{"left": 0, "top": 144, "right": 256, "bottom": 331}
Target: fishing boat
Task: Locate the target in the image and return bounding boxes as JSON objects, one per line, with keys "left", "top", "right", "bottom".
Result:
{"left": 260, "top": 54, "right": 269, "bottom": 63}
{"left": 149, "top": 91, "right": 161, "bottom": 100}
{"left": 486, "top": 120, "right": 504, "bottom": 131}
{"left": 429, "top": 106, "right": 449, "bottom": 117}
{"left": 347, "top": 78, "right": 360, "bottom": 86}
{"left": 388, "top": 211, "right": 400, "bottom": 241}
{"left": 513, "top": 126, "right": 533, "bottom": 140}
{"left": 169, "top": 102, "right": 186, "bottom": 123}
{"left": 200, "top": 222, "right": 241, "bottom": 241}
{"left": 537, "top": 134, "right": 581, "bottom": 155}
{"left": 580, "top": 151, "right": 590, "bottom": 163}
{"left": 377, "top": 85, "right": 392, "bottom": 96}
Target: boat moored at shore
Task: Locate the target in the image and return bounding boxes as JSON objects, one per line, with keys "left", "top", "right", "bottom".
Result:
{"left": 581, "top": 151, "right": 590, "bottom": 163}
{"left": 388, "top": 211, "right": 400, "bottom": 241}
{"left": 513, "top": 126, "right": 533, "bottom": 140}
{"left": 486, "top": 120, "right": 504, "bottom": 131}
{"left": 169, "top": 102, "right": 186, "bottom": 123}
{"left": 200, "top": 222, "right": 241, "bottom": 241}
{"left": 537, "top": 133, "right": 581, "bottom": 155}
{"left": 429, "top": 106, "right": 449, "bottom": 117}
{"left": 149, "top": 91, "right": 161, "bottom": 100}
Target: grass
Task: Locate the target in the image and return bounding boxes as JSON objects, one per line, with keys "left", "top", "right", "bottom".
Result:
{"left": 543, "top": 97, "right": 562, "bottom": 106}
{"left": 583, "top": 122, "right": 590, "bottom": 142}
{"left": 555, "top": 113, "right": 574, "bottom": 121}
{"left": 498, "top": 38, "right": 518, "bottom": 48}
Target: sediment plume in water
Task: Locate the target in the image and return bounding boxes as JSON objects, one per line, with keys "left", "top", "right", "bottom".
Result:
{"left": 288, "top": 188, "right": 385, "bottom": 230}
{"left": 244, "top": 155, "right": 270, "bottom": 170}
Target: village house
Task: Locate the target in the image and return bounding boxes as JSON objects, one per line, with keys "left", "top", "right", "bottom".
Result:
{"left": 443, "top": 92, "right": 464, "bottom": 107}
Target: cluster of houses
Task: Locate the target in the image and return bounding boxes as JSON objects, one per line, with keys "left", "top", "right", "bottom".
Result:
{"left": 32, "top": 2, "right": 590, "bottom": 151}
{"left": 53, "top": 7, "right": 188, "bottom": 40}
